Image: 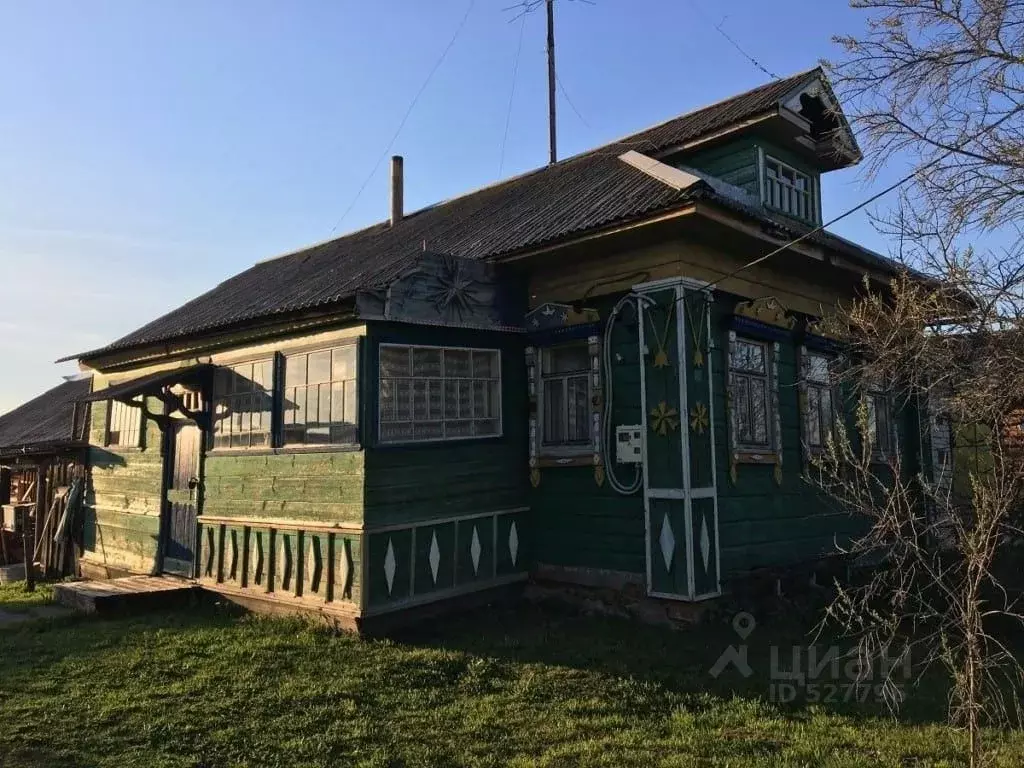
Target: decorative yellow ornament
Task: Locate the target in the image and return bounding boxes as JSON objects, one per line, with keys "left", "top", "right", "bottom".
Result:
{"left": 689, "top": 402, "right": 709, "bottom": 434}
{"left": 530, "top": 468, "right": 541, "bottom": 488}
{"left": 594, "top": 464, "right": 605, "bottom": 487}
{"left": 652, "top": 349, "right": 670, "bottom": 368}
{"left": 650, "top": 401, "right": 680, "bottom": 436}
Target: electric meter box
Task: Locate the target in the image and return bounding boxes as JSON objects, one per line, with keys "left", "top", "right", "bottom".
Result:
{"left": 615, "top": 425, "right": 644, "bottom": 464}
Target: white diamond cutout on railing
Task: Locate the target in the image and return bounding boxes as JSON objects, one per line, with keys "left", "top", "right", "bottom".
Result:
{"left": 428, "top": 531, "right": 441, "bottom": 584}
{"left": 509, "top": 521, "right": 519, "bottom": 566}
{"left": 699, "top": 515, "right": 711, "bottom": 571}
{"left": 470, "top": 526, "right": 482, "bottom": 574}
{"left": 384, "top": 538, "right": 396, "bottom": 595}
{"left": 660, "top": 513, "right": 676, "bottom": 572}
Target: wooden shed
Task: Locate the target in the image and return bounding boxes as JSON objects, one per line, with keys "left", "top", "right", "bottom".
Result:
{"left": 0, "top": 378, "right": 91, "bottom": 579}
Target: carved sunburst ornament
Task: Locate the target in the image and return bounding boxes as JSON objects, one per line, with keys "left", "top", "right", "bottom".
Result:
{"left": 689, "top": 402, "right": 709, "bottom": 435}
{"left": 650, "top": 401, "right": 680, "bottom": 436}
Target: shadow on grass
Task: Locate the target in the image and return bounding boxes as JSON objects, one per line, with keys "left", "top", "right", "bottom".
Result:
{"left": 390, "top": 596, "right": 956, "bottom": 727}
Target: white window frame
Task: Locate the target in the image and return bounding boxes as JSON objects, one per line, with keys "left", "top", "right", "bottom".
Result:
{"left": 864, "top": 384, "right": 896, "bottom": 461}
{"left": 800, "top": 348, "right": 838, "bottom": 456}
{"left": 210, "top": 357, "right": 275, "bottom": 451}
{"left": 763, "top": 154, "right": 816, "bottom": 224}
{"left": 105, "top": 399, "right": 142, "bottom": 448}
{"left": 729, "top": 336, "right": 775, "bottom": 454}
{"left": 378, "top": 343, "right": 503, "bottom": 445}
{"left": 537, "top": 340, "right": 594, "bottom": 457}
{"left": 281, "top": 342, "right": 360, "bottom": 447}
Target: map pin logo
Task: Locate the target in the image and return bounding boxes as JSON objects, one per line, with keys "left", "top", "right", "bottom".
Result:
{"left": 732, "top": 612, "right": 756, "bottom": 640}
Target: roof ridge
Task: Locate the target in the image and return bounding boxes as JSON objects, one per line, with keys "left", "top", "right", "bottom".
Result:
{"left": 253, "top": 67, "right": 823, "bottom": 269}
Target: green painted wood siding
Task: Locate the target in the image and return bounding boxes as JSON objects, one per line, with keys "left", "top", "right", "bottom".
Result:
{"left": 528, "top": 291, "right": 919, "bottom": 582}
{"left": 83, "top": 398, "right": 163, "bottom": 574}
{"left": 684, "top": 139, "right": 760, "bottom": 196}
{"left": 528, "top": 302, "right": 646, "bottom": 575}
{"left": 361, "top": 323, "right": 529, "bottom": 529}
{"left": 203, "top": 451, "right": 364, "bottom": 525}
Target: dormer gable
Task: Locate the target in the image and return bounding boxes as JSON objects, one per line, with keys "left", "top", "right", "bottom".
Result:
{"left": 654, "top": 70, "right": 860, "bottom": 227}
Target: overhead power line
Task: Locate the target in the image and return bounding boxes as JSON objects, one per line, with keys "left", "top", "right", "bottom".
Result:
{"left": 329, "top": 0, "right": 476, "bottom": 236}
{"left": 704, "top": 110, "right": 1020, "bottom": 293}
{"left": 499, "top": 9, "right": 528, "bottom": 177}
{"left": 683, "top": 0, "right": 778, "bottom": 80}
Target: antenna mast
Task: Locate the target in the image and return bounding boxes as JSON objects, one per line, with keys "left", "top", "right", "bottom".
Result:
{"left": 546, "top": 0, "right": 557, "bottom": 164}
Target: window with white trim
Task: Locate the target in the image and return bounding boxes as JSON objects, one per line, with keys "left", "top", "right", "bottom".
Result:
{"left": 211, "top": 359, "right": 274, "bottom": 449}
{"left": 729, "top": 337, "right": 773, "bottom": 451}
{"left": 865, "top": 385, "right": 894, "bottom": 458}
{"left": 540, "top": 342, "right": 592, "bottom": 451}
{"left": 379, "top": 344, "right": 501, "bottom": 443}
{"left": 764, "top": 155, "right": 815, "bottom": 223}
{"left": 283, "top": 344, "right": 359, "bottom": 445}
{"left": 802, "top": 351, "right": 835, "bottom": 451}
{"left": 106, "top": 400, "right": 142, "bottom": 448}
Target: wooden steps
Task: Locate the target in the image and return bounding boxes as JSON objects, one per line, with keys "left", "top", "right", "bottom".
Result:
{"left": 53, "top": 575, "right": 198, "bottom": 615}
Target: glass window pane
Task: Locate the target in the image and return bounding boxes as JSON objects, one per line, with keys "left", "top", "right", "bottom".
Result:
{"left": 332, "top": 346, "right": 356, "bottom": 381}
{"left": 543, "top": 379, "right": 565, "bottom": 444}
{"left": 412, "top": 348, "right": 442, "bottom": 378}
{"left": 807, "top": 387, "right": 822, "bottom": 447}
{"left": 254, "top": 360, "right": 273, "bottom": 390}
{"left": 380, "top": 346, "right": 410, "bottom": 377}
{"left": 751, "top": 379, "right": 768, "bottom": 444}
{"left": 458, "top": 378, "right": 472, "bottom": 418}
{"left": 569, "top": 375, "right": 590, "bottom": 442}
{"left": 544, "top": 344, "right": 589, "bottom": 375}
{"left": 344, "top": 380, "right": 358, "bottom": 425}
{"left": 318, "top": 384, "right": 331, "bottom": 427}
{"left": 413, "top": 380, "right": 430, "bottom": 420}
{"left": 308, "top": 351, "right": 332, "bottom": 384}
{"left": 444, "top": 379, "right": 459, "bottom": 419}
{"left": 394, "top": 379, "right": 411, "bottom": 420}
{"left": 473, "top": 350, "right": 498, "bottom": 379}
{"left": 294, "top": 387, "right": 307, "bottom": 426}
{"left": 380, "top": 379, "right": 396, "bottom": 421}
{"left": 807, "top": 354, "right": 829, "bottom": 383}
{"left": 866, "top": 396, "right": 878, "bottom": 444}
{"left": 733, "top": 377, "right": 751, "bottom": 443}
{"left": 444, "top": 349, "right": 471, "bottom": 378}
{"left": 427, "top": 379, "right": 442, "bottom": 422}
{"left": 285, "top": 354, "right": 306, "bottom": 389}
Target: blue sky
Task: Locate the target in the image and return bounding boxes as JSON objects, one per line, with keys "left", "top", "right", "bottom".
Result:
{"left": 0, "top": 0, "right": 903, "bottom": 414}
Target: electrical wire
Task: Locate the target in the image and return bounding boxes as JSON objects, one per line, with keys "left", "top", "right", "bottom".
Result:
{"left": 701, "top": 108, "right": 1020, "bottom": 294}
{"left": 603, "top": 292, "right": 656, "bottom": 495}
{"left": 555, "top": 71, "right": 589, "bottom": 128}
{"left": 328, "top": 0, "right": 476, "bottom": 236}
{"left": 499, "top": 9, "right": 528, "bottom": 177}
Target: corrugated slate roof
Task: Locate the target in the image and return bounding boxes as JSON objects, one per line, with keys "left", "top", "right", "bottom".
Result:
{"left": 72, "top": 67, "right": 875, "bottom": 361}
{"left": 0, "top": 378, "right": 91, "bottom": 456}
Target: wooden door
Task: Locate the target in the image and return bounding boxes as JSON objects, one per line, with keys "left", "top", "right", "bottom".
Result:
{"left": 638, "top": 279, "right": 721, "bottom": 600}
{"left": 163, "top": 422, "right": 201, "bottom": 576}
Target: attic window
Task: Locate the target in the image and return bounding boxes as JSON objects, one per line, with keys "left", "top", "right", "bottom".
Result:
{"left": 763, "top": 156, "right": 815, "bottom": 223}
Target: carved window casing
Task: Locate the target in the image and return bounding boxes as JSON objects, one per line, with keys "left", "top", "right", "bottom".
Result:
{"left": 798, "top": 347, "right": 838, "bottom": 459}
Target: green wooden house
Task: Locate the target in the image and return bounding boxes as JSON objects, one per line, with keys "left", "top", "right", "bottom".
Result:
{"left": 62, "top": 68, "right": 927, "bottom": 629}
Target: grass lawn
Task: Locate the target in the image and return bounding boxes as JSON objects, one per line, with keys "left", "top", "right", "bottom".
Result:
{"left": 0, "top": 595, "right": 1022, "bottom": 767}
{"left": 0, "top": 580, "right": 54, "bottom": 613}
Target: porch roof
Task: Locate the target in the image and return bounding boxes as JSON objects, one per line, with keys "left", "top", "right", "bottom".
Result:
{"left": 81, "top": 364, "right": 214, "bottom": 404}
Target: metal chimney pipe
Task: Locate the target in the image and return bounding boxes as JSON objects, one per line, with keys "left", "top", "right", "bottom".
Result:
{"left": 390, "top": 155, "right": 404, "bottom": 226}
